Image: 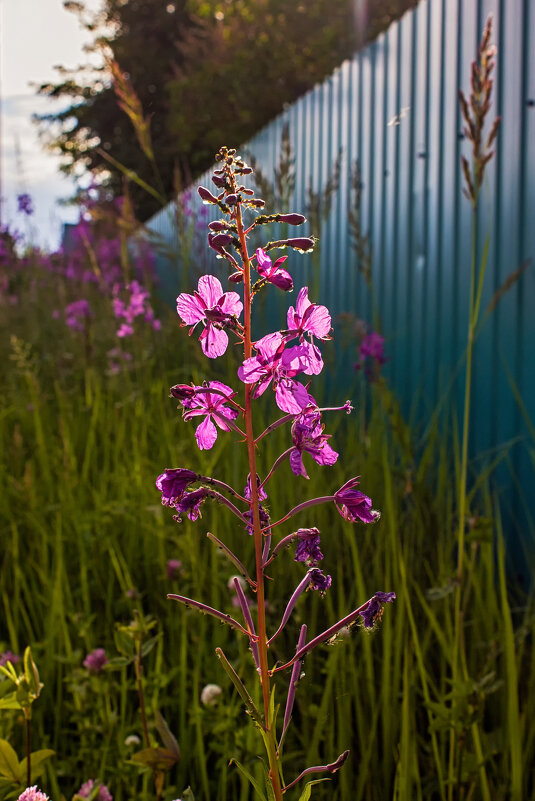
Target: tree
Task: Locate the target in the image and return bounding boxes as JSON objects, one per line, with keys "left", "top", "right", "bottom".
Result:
{"left": 36, "top": 0, "right": 419, "bottom": 222}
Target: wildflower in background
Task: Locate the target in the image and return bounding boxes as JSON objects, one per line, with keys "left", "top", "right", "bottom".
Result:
{"left": 0, "top": 650, "right": 21, "bottom": 666}
{"left": 156, "top": 468, "right": 198, "bottom": 506}
{"left": 200, "top": 683, "right": 222, "bottom": 706}
{"left": 359, "top": 331, "right": 385, "bottom": 363}
{"left": 17, "top": 193, "right": 34, "bottom": 216}
{"left": 166, "top": 559, "right": 182, "bottom": 580}
{"left": 289, "top": 408, "right": 338, "bottom": 478}
{"left": 124, "top": 734, "right": 141, "bottom": 747}
{"left": 359, "top": 591, "right": 396, "bottom": 628}
{"left": 255, "top": 248, "right": 293, "bottom": 290}
{"left": 355, "top": 330, "right": 386, "bottom": 379}
{"left": 176, "top": 274, "right": 243, "bottom": 358}
{"left": 77, "top": 779, "right": 113, "bottom": 801}
{"left": 179, "top": 381, "right": 240, "bottom": 450}
{"left": 116, "top": 323, "right": 134, "bottom": 338}
{"left": 65, "top": 299, "right": 92, "bottom": 332}
{"left": 334, "top": 478, "right": 380, "bottom": 524}
{"left": 83, "top": 648, "right": 108, "bottom": 672}
{"left": 112, "top": 280, "right": 160, "bottom": 337}
{"left": 17, "top": 787, "right": 49, "bottom": 801}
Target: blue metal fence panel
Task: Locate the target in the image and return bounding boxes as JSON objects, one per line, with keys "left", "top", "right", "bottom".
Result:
{"left": 146, "top": 0, "right": 535, "bottom": 553}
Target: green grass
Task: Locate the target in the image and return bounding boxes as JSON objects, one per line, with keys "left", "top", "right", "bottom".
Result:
{"left": 0, "top": 269, "right": 534, "bottom": 801}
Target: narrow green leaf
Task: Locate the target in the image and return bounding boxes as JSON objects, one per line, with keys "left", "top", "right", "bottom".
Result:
{"left": 215, "top": 648, "right": 263, "bottom": 726}
{"left": 296, "top": 778, "right": 330, "bottom": 801}
{"left": 229, "top": 759, "right": 267, "bottom": 801}
{"left": 154, "top": 709, "right": 180, "bottom": 760}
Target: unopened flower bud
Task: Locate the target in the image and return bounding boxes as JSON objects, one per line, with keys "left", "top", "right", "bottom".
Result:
{"left": 211, "top": 175, "right": 227, "bottom": 188}
{"left": 208, "top": 221, "right": 229, "bottom": 232}
{"left": 228, "top": 271, "right": 243, "bottom": 283}
{"left": 170, "top": 384, "right": 195, "bottom": 400}
{"left": 275, "top": 213, "right": 306, "bottom": 225}
{"left": 225, "top": 194, "right": 239, "bottom": 205}
{"left": 209, "top": 233, "right": 233, "bottom": 249}
{"left": 198, "top": 186, "right": 219, "bottom": 204}
{"left": 284, "top": 237, "right": 315, "bottom": 252}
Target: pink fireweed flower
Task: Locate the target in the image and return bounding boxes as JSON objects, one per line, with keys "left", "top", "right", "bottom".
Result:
{"left": 307, "top": 567, "right": 332, "bottom": 596}
{"left": 176, "top": 274, "right": 243, "bottom": 358}
{"left": 179, "top": 381, "right": 239, "bottom": 450}
{"left": 334, "top": 478, "right": 380, "bottom": 524}
{"left": 289, "top": 408, "right": 338, "bottom": 478}
{"left": 294, "top": 528, "right": 324, "bottom": 566}
{"left": 156, "top": 468, "right": 198, "bottom": 506}
{"left": 172, "top": 488, "right": 210, "bottom": 523}
{"left": 83, "top": 648, "right": 108, "bottom": 672}
{"left": 166, "top": 559, "right": 182, "bottom": 580}
{"left": 238, "top": 332, "right": 317, "bottom": 414}
{"left": 0, "top": 650, "right": 20, "bottom": 666}
{"left": 355, "top": 330, "right": 387, "bottom": 379}
{"left": 244, "top": 473, "right": 268, "bottom": 501}
{"left": 117, "top": 323, "right": 134, "bottom": 338}
{"left": 287, "top": 286, "right": 332, "bottom": 342}
{"left": 17, "top": 787, "right": 49, "bottom": 801}
{"left": 359, "top": 591, "right": 396, "bottom": 628}
{"left": 65, "top": 299, "right": 91, "bottom": 332}
{"left": 359, "top": 331, "right": 385, "bottom": 361}
{"left": 77, "top": 779, "right": 113, "bottom": 801}
{"left": 255, "top": 248, "right": 293, "bottom": 291}
{"left": 17, "top": 193, "right": 34, "bottom": 216}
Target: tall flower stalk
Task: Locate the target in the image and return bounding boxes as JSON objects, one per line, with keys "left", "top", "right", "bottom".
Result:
{"left": 448, "top": 17, "right": 500, "bottom": 801}
{"left": 157, "top": 147, "right": 394, "bottom": 800}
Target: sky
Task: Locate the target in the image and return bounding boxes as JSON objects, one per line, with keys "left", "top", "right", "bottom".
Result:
{"left": 1, "top": 0, "right": 100, "bottom": 250}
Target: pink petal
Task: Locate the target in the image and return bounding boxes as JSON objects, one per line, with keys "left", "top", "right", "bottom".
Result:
{"left": 238, "top": 355, "right": 267, "bottom": 384}
{"left": 256, "top": 248, "right": 272, "bottom": 275}
{"left": 295, "top": 286, "right": 312, "bottom": 318}
{"left": 311, "top": 442, "right": 339, "bottom": 467}
{"left": 275, "top": 379, "right": 313, "bottom": 414}
{"left": 290, "top": 448, "right": 309, "bottom": 478}
{"left": 200, "top": 324, "right": 229, "bottom": 358}
{"left": 195, "top": 416, "right": 218, "bottom": 450}
{"left": 220, "top": 291, "right": 243, "bottom": 317}
{"left": 304, "top": 304, "right": 331, "bottom": 338}
{"left": 197, "top": 274, "right": 224, "bottom": 308}
{"left": 208, "top": 380, "right": 235, "bottom": 397}
{"left": 255, "top": 331, "right": 284, "bottom": 359}
{"left": 176, "top": 292, "right": 205, "bottom": 325}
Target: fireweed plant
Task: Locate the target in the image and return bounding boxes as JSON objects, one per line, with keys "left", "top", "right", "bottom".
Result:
{"left": 156, "top": 148, "right": 395, "bottom": 800}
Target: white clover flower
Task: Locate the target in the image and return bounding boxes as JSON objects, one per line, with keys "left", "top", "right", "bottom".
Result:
{"left": 201, "top": 683, "right": 222, "bottom": 706}
{"left": 124, "top": 734, "right": 141, "bottom": 746}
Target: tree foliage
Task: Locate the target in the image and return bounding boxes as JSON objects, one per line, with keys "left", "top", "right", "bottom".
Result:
{"left": 36, "top": 0, "right": 418, "bottom": 222}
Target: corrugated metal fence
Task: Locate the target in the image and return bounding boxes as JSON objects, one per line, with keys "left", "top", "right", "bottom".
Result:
{"left": 146, "top": 0, "right": 535, "bottom": 557}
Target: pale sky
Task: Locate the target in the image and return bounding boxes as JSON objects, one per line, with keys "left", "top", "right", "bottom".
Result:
{"left": 1, "top": 0, "right": 101, "bottom": 250}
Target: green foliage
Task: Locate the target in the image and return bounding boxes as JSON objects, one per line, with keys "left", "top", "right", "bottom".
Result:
{"left": 1, "top": 214, "right": 534, "bottom": 800}
{"left": 35, "top": 0, "right": 419, "bottom": 221}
